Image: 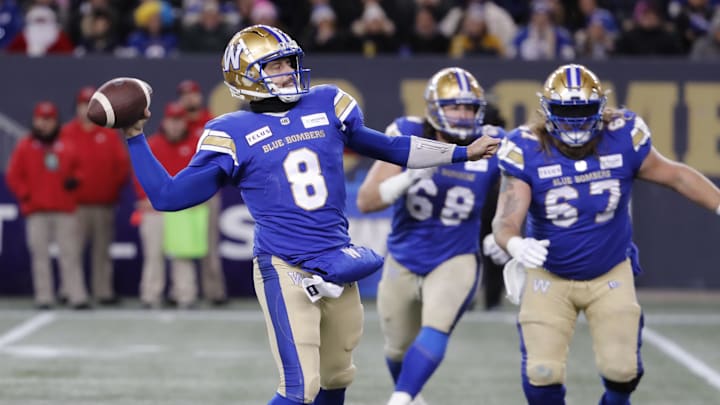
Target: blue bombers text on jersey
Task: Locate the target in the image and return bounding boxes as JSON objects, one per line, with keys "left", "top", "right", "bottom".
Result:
{"left": 189, "top": 85, "right": 364, "bottom": 264}
{"left": 498, "top": 110, "right": 651, "bottom": 280}
{"left": 387, "top": 117, "right": 502, "bottom": 275}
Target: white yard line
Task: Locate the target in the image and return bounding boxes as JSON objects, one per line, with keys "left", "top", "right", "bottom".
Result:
{"left": 0, "top": 309, "right": 719, "bottom": 325}
{"left": 644, "top": 327, "right": 720, "bottom": 392}
{"left": 0, "top": 313, "right": 55, "bottom": 349}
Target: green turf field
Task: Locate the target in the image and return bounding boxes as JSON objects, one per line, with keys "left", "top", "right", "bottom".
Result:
{"left": 1, "top": 292, "right": 719, "bottom": 404}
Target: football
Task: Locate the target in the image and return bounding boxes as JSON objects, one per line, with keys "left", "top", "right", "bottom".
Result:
{"left": 87, "top": 77, "right": 153, "bottom": 128}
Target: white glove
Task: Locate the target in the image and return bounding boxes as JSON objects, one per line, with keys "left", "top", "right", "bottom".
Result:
{"left": 378, "top": 168, "right": 436, "bottom": 204}
{"left": 503, "top": 259, "right": 527, "bottom": 305}
{"left": 482, "top": 234, "right": 510, "bottom": 265}
{"left": 506, "top": 236, "right": 550, "bottom": 269}
{"left": 302, "top": 275, "right": 344, "bottom": 303}
{"left": 407, "top": 167, "right": 436, "bottom": 181}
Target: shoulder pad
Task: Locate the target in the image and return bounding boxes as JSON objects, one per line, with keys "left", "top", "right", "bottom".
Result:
{"left": 385, "top": 121, "right": 402, "bottom": 137}
{"left": 309, "top": 84, "right": 337, "bottom": 94}
{"left": 481, "top": 124, "right": 505, "bottom": 139}
{"left": 386, "top": 116, "right": 422, "bottom": 137}
{"left": 506, "top": 126, "right": 538, "bottom": 143}
{"left": 333, "top": 88, "right": 357, "bottom": 123}
{"left": 197, "top": 128, "right": 238, "bottom": 165}
{"left": 517, "top": 126, "right": 539, "bottom": 141}
{"left": 629, "top": 115, "right": 651, "bottom": 151}
{"left": 497, "top": 137, "right": 525, "bottom": 170}
{"left": 605, "top": 110, "right": 650, "bottom": 151}
{"left": 206, "top": 110, "right": 250, "bottom": 129}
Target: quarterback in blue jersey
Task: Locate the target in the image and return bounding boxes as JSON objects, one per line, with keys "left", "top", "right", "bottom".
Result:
{"left": 121, "top": 26, "right": 500, "bottom": 405}
{"left": 356, "top": 67, "right": 506, "bottom": 405}
{"left": 492, "top": 64, "right": 720, "bottom": 405}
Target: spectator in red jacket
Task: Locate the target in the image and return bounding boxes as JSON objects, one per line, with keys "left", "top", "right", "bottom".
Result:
{"left": 176, "top": 79, "right": 213, "bottom": 138}
{"left": 174, "top": 79, "right": 227, "bottom": 305}
{"left": 133, "top": 102, "right": 202, "bottom": 309}
{"left": 59, "top": 86, "right": 131, "bottom": 305}
{"left": 6, "top": 5, "right": 74, "bottom": 56}
{"left": 5, "top": 101, "right": 89, "bottom": 309}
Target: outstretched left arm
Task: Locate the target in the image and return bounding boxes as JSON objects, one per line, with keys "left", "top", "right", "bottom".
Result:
{"left": 346, "top": 126, "right": 499, "bottom": 167}
{"left": 637, "top": 147, "right": 720, "bottom": 214}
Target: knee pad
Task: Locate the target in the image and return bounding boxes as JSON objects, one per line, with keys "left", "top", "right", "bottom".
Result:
{"left": 384, "top": 346, "right": 407, "bottom": 363}
{"left": 599, "top": 362, "right": 641, "bottom": 385}
{"left": 525, "top": 360, "right": 565, "bottom": 386}
{"left": 603, "top": 374, "right": 643, "bottom": 394}
{"left": 321, "top": 364, "right": 356, "bottom": 390}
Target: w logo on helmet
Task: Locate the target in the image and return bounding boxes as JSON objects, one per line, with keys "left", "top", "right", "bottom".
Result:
{"left": 222, "top": 42, "right": 244, "bottom": 72}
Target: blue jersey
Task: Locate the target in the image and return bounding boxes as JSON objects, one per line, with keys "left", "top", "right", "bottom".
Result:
{"left": 386, "top": 117, "right": 501, "bottom": 275}
{"left": 188, "top": 85, "right": 364, "bottom": 264}
{"left": 498, "top": 110, "right": 652, "bottom": 280}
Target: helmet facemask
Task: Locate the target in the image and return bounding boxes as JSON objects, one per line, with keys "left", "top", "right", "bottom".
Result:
{"left": 425, "top": 67, "right": 487, "bottom": 144}
{"left": 542, "top": 97, "right": 605, "bottom": 147}
{"left": 257, "top": 52, "right": 310, "bottom": 103}
{"left": 540, "top": 64, "right": 607, "bottom": 148}
{"left": 429, "top": 98, "right": 486, "bottom": 142}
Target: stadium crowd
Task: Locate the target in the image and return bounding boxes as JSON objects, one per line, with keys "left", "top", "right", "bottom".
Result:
{"left": 1, "top": 0, "right": 720, "bottom": 60}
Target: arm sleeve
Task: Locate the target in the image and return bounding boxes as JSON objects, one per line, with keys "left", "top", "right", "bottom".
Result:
{"left": 346, "top": 125, "right": 467, "bottom": 168}
{"left": 127, "top": 135, "right": 225, "bottom": 211}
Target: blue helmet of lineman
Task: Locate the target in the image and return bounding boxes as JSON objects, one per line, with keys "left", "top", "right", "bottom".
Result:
{"left": 540, "top": 64, "right": 607, "bottom": 147}
{"left": 222, "top": 25, "right": 311, "bottom": 103}
{"left": 425, "top": 67, "right": 486, "bottom": 142}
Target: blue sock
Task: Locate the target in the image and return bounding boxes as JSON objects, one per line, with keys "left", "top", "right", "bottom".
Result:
{"left": 386, "top": 358, "right": 402, "bottom": 383}
{"left": 313, "top": 388, "right": 345, "bottom": 405}
{"left": 599, "top": 389, "right": 630, "bottom": 405}
{"left": 269, "top": 393, "right": 304, "bottom": 405}
{"left": 395, "top": 327, "right": 449, "bottom": 397}
{"left": 522, "top": 382, "right": 566, "bottom": 405}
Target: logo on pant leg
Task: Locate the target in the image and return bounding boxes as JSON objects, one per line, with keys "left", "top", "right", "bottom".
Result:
{"left": 341, "top": 247, "right": 361, "bottom": 259}
{"left": 608, "top": 280, "right": 621, "bottom": 289}
{"left": 287, "top": 271, "right": 305, "bottom": 286}
{"left": 533, "top": 279, "right": 551, "bottom": 293}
